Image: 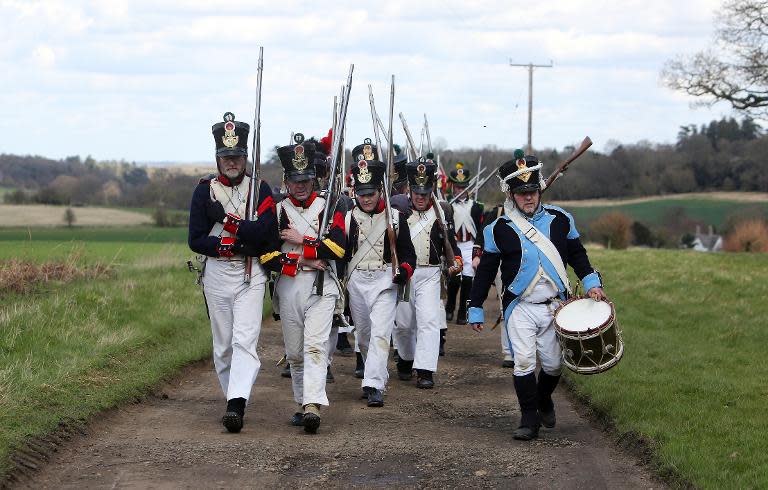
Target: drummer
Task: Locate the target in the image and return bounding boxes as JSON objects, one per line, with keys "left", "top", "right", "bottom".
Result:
{"left": 467, "top": 151, "right": 606, "bottom": 441}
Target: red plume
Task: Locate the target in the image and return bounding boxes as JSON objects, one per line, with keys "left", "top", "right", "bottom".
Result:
{"left": 319, "top": 128, "right": 333, "bottom": 155}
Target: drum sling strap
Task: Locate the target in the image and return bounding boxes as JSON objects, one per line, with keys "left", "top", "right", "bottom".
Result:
{"left": 504, "top": 201, "right": 572, "bottom": 295}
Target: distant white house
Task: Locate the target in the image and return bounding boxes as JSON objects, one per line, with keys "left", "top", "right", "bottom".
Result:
{"left": 692, "top": 225, "right": 723, "bottom": 252}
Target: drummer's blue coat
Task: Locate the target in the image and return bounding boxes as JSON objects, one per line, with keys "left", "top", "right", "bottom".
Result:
{"left": 467, "top": 203, "right": 601, "bottom": 325}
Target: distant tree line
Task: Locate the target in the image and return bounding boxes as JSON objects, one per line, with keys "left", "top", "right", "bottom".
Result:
{"left": 2, "top": 116, "right": 765, "bottom": 212}
{"left": 433, "top": 116, "right": 766, "bottom": 206}
{"left": 1, "top": 155, "right": 200, "bottom": 211}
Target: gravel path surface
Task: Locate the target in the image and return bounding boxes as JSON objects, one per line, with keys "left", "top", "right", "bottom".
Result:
{"left": 11, "top": 300, "right": 661, "bottom": 489}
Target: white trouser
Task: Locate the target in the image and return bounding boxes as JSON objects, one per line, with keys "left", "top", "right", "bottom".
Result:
{"left": 457, "top": 240, "right": 475, "bottom": 278}
{"left": 438, "top": 298, "right": 448, "bottom": 331}
{"left": 505, "top": 301, "right": 562, "bottom": 377}
{"left": 277, "top": 271, "right": 338, "bottom": 407}
{"left": 326, "top": 324, "right": 338, "bottom": 366}
{"left": 348, "top": 269, "right": 397, "bottom": 391}
{"left": 394, "top": 266, "right": 442, "bottom": 372}
{"left": 203, "top": 259, "right": 266, "bottom": 402}
{"left": 438, "top": 276, "right": 448, "bottom": 331}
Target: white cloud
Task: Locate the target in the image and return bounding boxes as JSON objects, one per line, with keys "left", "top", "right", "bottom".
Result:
{"left": 0, "top": 0, "right": 738, "bottom": 162}
{"left": 32, "top": 44, "right": 57, "bottom": 68}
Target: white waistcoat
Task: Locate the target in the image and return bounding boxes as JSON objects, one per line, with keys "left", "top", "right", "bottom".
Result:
{"left": 452, "top": 199, "right": 477, "bottom": 239}
{"left": 407, "top": 207, "right": 437, "bottom": 266}
{"left": 277, "top": 197, "right": 326, "bottom": 255}
{"left": 209, "top": 176, "right": 250, "bottom": 239}
{"left": 347, "top": 207, "right": 398, "bottom": 272}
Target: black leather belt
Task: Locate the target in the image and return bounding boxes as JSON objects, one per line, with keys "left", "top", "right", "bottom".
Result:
{"left": 530, "top": 298, "right": 555, "bottom": 305}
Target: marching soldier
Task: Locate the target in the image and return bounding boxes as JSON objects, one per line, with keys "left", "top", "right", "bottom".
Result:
{"left": 188, "top": 112, "right": 278, "bottom": 433}
{"left": 343, "top": 139, "right": 416, "bottom": 407}
{"left": 393, "top": 159, "right": 461, "bottom": 388}
{"left": 474, "top": 201, "right": 514, "bottom": 368}
{"left": 391, "top": 152, "right": 409, "bottom": 196}
{"left": 258, "top": 133, "right": 346, "bottom": 434}
{"left": 310, "top": 132, "right": 356, "bottom": 362}
{"left": 468, "top": 152, "right": 606, "bottom": 440}
{"left": 445, "top": 164, "right": 484, "bottom": 327}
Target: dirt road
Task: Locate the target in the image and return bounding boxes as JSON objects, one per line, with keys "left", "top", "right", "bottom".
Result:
{"left": 12, "top": 308, "right": 660, "bottom": 489}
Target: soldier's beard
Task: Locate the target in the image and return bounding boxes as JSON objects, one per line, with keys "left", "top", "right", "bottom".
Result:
{"left": 509, "top": 192, "right": 540, "bottom": 217}
{"left": 223, "top": 168, "right": 244, "bottom": 179}
{"left": 217, "top": 160, "right": 246, "bottom": 184}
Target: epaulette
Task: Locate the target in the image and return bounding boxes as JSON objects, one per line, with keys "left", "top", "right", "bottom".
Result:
{"left": 198, "top": 173, "right": 216, "bottom": 184}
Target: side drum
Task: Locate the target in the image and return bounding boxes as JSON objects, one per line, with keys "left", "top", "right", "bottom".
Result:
{"left": 553, "top": 297, "right": 624, "bottom": 375}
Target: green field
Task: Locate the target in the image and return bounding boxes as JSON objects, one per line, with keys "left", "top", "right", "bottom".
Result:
{"left": 563, "top": 197, "right": 768, "bottom": 229}
{"left": 568, "top": 248, "right": 768, "bottom": 488}
{"left": 0, "top": 226, "right": 187, "bottom": 244}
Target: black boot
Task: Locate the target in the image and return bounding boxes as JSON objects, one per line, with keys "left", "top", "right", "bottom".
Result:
{"left": 512, "top": 373, "right": 539, "bottom": 440}
{"left": 336, "top": 331, "right": 353, "bottom": 356}
{"left": 222, "top": 397, "right": 246, "bottom": 433}
{"left": 397, "top": 358, "right": 414, "bottom": 380}
{"left": 354, "top": 352, "right": 365, "bottom": 379}
{"left": 326, "top": 366, "right": 335, "bottom": 383}
{"left": 538, "top": 371, "right": 560, "bottom": 428}
{"left": 439, "top": 329, "right": 446, "bottom": 356}
{"left": 302, "top": 403, "right": 321, "bottom": 434}
{"left": 366, "top": 388, "right": 384, "bottom": 407}
{"left": 416, "top": 369, "right": 434, "bottom": 389}
{"left": 281, "top": 358, "right": 291, "bottom": 378}
{"left": 445, "top": 274, "right": 461, "bottom": 321}
{"left": 456, "top": 275, "right": 473, "bottom": 325}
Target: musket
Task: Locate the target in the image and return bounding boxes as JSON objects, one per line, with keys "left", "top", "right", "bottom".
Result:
{"left": 541, "top": 137, "right": 593, "bottom": 193}
{"left": 337, "top": 85, "right": 347, "bottom": 195}
{"left": 368, "top": 103, "right": 390, "bottom": 160}
{"left": 368, "top": 85, "right": 387, "bottom": 164}
{"left": 451, "top": 168, "right": 486, "bottom": 202}
{"left": 244, "top": 46, "right": 264, "bottom": 284}
{"left": 331, "top": 95, "right": 338, "bottom": 174}
{"left": 424, "top": 114, "right": 445, "bottom": 200}
{"left": 384, "top": 76, "right": 400, "bottom": 281}
{"left": 436, "top": 153, "right": 445, "bottom": 200}
{"left": 398, "top": 112, "right": 419, "bottom": 160}
{"left": 424, "top": 114, "right": 433, "bottom": 154}
{"left": 474, "top": 155, "right": 483, "bottom": 199}
{"left": 449, "top": 167, "right": 493, "bottom": 204}
{"left": 313, "top": 64, "right": 354, "bottom": 295}
{"left": 401, "top": 112, "right": 456, "bottom": 272}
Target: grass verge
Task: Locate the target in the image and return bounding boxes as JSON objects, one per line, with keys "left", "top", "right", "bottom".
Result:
{"left": 0, "top": 241, "right": 270, "bottom": 480}
{"left": 566, "top": 249, "right": 768, "bottom": 489}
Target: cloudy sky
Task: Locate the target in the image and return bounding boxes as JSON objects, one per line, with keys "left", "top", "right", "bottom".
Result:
{"left": 0, "top": 0, "right": 733, "bottom": 163}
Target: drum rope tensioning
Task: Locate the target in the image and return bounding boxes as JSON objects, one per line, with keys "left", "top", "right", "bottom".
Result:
{"left": 553, "top": 296, "right": 624, "bottom": 375}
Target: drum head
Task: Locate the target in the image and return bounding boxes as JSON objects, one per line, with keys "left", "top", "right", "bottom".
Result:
{"left": 555, "top": 298, "right": 612, "bottom": 333}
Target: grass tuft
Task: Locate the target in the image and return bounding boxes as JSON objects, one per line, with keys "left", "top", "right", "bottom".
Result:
{"left": 0, "top": 250, "right": 113, "bottom": 295}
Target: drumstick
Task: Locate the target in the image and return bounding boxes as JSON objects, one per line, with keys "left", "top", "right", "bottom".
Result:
{"left": 491, "top": 312, "right": 503, "bottom": 330}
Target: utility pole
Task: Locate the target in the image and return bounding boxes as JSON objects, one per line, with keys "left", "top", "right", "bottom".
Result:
{"left": 509, "top": 60, "right": 553, "bottom": 153}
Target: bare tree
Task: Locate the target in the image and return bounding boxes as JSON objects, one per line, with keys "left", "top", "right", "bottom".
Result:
{"left": 661, "top": 0, "right": 768, "bottom": 116}
{"left": 63, "top": 207, "right": 76, "bottom": 228}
